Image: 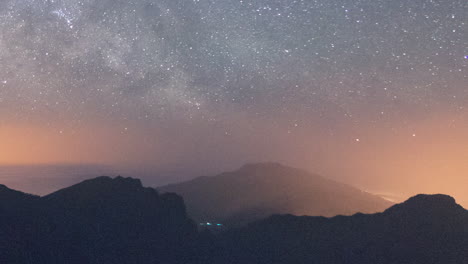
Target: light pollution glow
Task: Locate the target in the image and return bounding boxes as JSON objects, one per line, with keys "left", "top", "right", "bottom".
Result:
{"left": 0, "top": 0, "right": 467, "bottom": 207}
{"left": 2, "top": 112, "right": 468, "bottom": 208}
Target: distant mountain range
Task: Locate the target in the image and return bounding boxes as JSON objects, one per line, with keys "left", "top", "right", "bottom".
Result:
{"left": 159, "top": 163, "right": 393, "bottom": 226}
{"left": 1, "top": 168, "right": 467, "bottom": 263}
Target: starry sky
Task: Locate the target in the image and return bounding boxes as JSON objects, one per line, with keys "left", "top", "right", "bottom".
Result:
{"left": 0, "top": 0, "right": 467, "bottom": 203}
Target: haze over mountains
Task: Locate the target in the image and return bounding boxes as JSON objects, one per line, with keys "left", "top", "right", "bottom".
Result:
{"left": 0, "top": 164, "right": 116, "bottom": 195}
{"left": 159, "top": 163, "right": 393, "bottom": 226}
{"left": 0, "top": 175, "right": 467, "bottom": 263}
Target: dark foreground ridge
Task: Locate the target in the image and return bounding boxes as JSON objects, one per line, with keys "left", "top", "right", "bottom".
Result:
{"left": 159, "top": 162, "right": 393, "bottom": 227}
{"left": 215, "top": 193, "right": 468, "bottom": 264}
{"left": 1, "top": 175, "right": 467, "bottom": 264}
{"left": 0, "top": 176, "right": 198, "bottom": 264}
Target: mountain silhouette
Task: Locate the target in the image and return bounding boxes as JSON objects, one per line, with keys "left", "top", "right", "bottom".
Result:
{"left": 0, "top": 184, "right": 38, "bottom": 209}
{"left": 213, "top": 194, "right": 468, "bottom": 264}
{"left": 159, "top": 163, "right": 393, "bottom": 226}
{"left": 0, "top": 176, "right": 198, "bottom": 264}
{"left": 1, "top": 175, "right": 468, "bottom": 263}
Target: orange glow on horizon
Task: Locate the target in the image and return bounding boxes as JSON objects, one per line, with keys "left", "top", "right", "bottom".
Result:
{"left": 0, "top": 123, "right": 161, "bottom": 167}
{"left": 1, "top": 112, "right": 468, "bottom": 208}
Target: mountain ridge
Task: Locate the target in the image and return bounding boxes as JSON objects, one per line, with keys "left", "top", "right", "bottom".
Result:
{"left": 159, "top": 162, "right": 393, "bottom": 226}
{"left": 0, "top": 176, "right": 198, "bottom": 264}
{"left": 215, "top": 193, "right": 468, "bottom": 264}
{"left": 0, "top": 174, "right": 467, "bottom": 263}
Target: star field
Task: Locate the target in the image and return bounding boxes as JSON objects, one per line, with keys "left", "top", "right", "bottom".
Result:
{"left": 0, "top": 0, "right": 467, "bottom": 196}
{"left": 0, "top": 0, "right": 465, "bottom": 124}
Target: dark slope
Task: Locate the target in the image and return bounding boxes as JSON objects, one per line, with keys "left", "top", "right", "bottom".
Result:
{"left": 0, "top": 184, "right": 38, "bottom": 209}
{"left": 159, "top": 163, "right": 393, "bottom": 226}
{"left": 0, "top": 177, "right": 198, "bottom": 264}
{"left": 214, "top": 194, "right": 468, "bottom": 264}
{"left": 0, "top": 185, "right": 40, "bottom": 262}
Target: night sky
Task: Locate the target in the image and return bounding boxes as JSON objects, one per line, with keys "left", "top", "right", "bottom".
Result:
{"left": 0, "top": 0, "right": 467, "bottom": 203}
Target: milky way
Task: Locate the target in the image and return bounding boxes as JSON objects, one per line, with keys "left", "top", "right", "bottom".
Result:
{"left": 0, "top": 0, "right": 467, "bottom": 201}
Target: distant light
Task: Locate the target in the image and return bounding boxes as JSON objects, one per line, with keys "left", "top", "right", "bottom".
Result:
{"left": 206, "top": 222, "right": 212, "bottom": 226}
{"left": 217, "top": 224, "right": 223, "bottom": 226}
